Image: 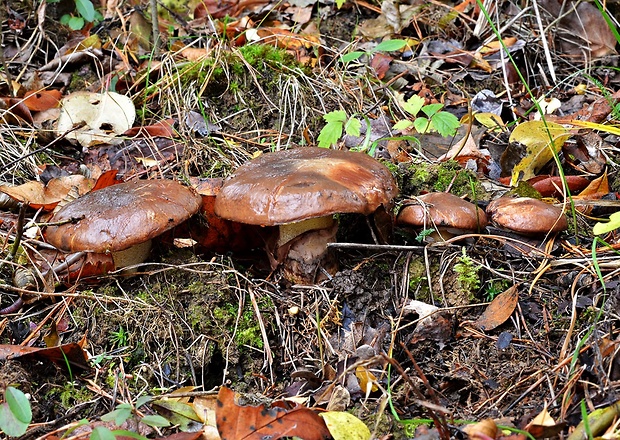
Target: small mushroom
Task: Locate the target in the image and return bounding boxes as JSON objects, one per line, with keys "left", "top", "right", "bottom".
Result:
{"left": 486, "top": 197, "right": 568, "bottom": 236}
{"left": 44, "top": 179, "right": 202, "bottom": 272}
{"left": 213, "top": 147, "right": 399, "bottom": 284}
{"left": 397, "top": 192, "right": 487, "bottom": 241}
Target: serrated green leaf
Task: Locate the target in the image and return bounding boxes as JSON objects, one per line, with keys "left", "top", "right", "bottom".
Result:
{"left": 431, "top": 111, "right": 460, "bottom": 137}
{"left": 135, "top": 396, "right": 152, "bottom": 409}
{"left": 323, "top": 110, "right": 347, "bottom": 124}
{"left": 593, "top": 212, "right": 620, "bottom": 235}
{"left": 317, "top": 122, "right": 343, "bottom": 148}
{"left": 75, "top": 0, "right": 96, "bottom": 22}
{"left": 393, "top": 119, "right": 413, "bottom": 131}
{"left": 373, "top": 39, "right": 407, "bottom": 52}
{"left": 413, "top": 117, "right": 430, "bottom": 133}
{"left": 141, "top": 414, "right": 171, "bottom": 428}
{"left": 340, "top": 51, "right": 364, "bottom": 63}
{"left": 0, "top": 403, "right": 29, "bottom": 437}
{"left": 5, "top": 387, "right": 31, "bottom": 424}
{"left": 344, "top": 117, "right": 361, "bottom": 137}
{"left": 421, "top": 103, "right": 443, "bottom": 117}
{"left": 91, "top": 426, "right": 117, "bottom": 440}
{"left": 402, "top": 95, "right": 425, "bottom": 116}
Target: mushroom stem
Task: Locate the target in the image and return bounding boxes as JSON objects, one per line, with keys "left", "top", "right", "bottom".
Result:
{"left": 278, "top": 220, "right": 339, "bottom": 284}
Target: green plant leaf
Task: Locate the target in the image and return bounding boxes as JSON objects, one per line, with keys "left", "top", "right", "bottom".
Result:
{"left": 393, "top": 119, "right": 413, "bottom": 131}
{"left": 101, "top": 406, "right": 132, "bottom": 426}
{"left": 373, "top": 39, "right": 407, "bottom": 52}
{"left": 111, "top": 430, "right": 150, "bottom": 440}
{"left": 340, "top": 51, "right": 364, "bottom": 63}
{"left": 593, "top": 211, "right": 620, "bottom": 235}
{"left": 0, "top": 403, "right": 29, "bottom": 437}
{"left": 335, "top": 0, "right": 346, "bottom": 8}
{"left": 318, "top": 110, "right": 347, "bottom": 148}
{"left": 344, "top": 117, "right": 361, "bottom": 137}
{"left": 323, "top": 110, "right": 347, "bottom": 124}
{"left": 135, "top": 396, "right": 152, "bottom": 409}
{"left": 421, "top": 103, "right": 443, "bottom": 117}
{"left": 68, "top": 16, "right": 85, "bottom": 30}
{"left": 5, "top": 387, "right": 32, "bottom": 424}
{"left": 75, "top": 0, "right": 96, "bottom": 22}
{"left": 91, "top": 426, "right": 117, "bottom": 440}
{"left": 413, "top": 117, "right": 430, "bottom": 133}
{"left": 402, "top": 95, "right": 425, "bottom": 116}
{"left": 141, "top": 414, "right": 172, "bottom": 428}
{"left": 431, "top": 111, "right": 460, "bottom": 137}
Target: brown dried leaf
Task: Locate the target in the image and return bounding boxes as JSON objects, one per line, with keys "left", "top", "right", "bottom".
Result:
{"left": 473, "top": 285, "right": 519, "bottom": 331}
{"left": 216, "top": 387, "right": 330, "bottom": 440}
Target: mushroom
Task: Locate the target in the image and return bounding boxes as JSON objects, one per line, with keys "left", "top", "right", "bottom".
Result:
{"left": 213, "top": 147, "right": 399, "bottom": 284}
{"left": 44, "top": 179, "right": 202, "bottom": 273}
{"left": 397, "top": 192, "right": 488, "bottom": 242}
{"left": 486, "top": 197, "right": 568, "bottom": 236}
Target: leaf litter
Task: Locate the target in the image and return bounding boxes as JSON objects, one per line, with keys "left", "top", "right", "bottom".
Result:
{"left": 0, "top": 0, "right": 620, "bottom": 438}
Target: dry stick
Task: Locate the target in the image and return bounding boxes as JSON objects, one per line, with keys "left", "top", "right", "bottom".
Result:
{"left": 531, "top": 0, "right": 557, "bottom": 83}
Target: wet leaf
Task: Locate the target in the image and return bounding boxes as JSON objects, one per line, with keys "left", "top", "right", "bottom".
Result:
{"left": 215, "top": 386, "right": 330, "bottom": 440}
{"left": 473, "top": 285, "right": 519, "bottom": 331}
{"left": 319, "top": 411, "right": 370, "bottom": 440}
{"left": 509, "top": 121, "right": 570, "bottom": 186}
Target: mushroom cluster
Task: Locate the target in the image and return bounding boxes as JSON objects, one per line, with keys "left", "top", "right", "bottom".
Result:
{"left": 213, "top": 147, "right": 399, "bottom": 284}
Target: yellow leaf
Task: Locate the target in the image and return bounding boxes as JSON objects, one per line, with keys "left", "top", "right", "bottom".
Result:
{"left": 474, "top": 112, "right": 505, "bottom": 129}
{"left": 355, "top": 365, "right": 378, "bottom": 393}
{"left": 320, "top": 411, "right": 371, "bottom": 440}
{"left": 509, "top": 121, "right": 570, "bottom": 186}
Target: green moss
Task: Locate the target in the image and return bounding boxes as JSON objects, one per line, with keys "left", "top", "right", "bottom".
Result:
{"left": 453, "top": 247, "right": 480, "bottom": 298}
{"left": 46, "top": 383, "right": 93, "bottom": 409}
{"left": 400, "top": 160, "right": 487, "bottom": 200}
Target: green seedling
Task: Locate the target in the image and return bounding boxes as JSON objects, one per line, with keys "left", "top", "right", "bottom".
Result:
{"left": 393, "top": 95, "right": 460, "bottom": 138}
{"left": 48, "top": 0, "right": 103, "bottom": 30}
{"left": 340, "top": 39, "right": 408, "bottom": 64}
{"left": 0, "top": 386, "right": 32, "bottom": 437}
{"left": 101, "top": 395, "right": 170, "bottom": 430}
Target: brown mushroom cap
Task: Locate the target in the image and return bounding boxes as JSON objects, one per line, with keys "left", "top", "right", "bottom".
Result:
{"left": 397, "top": 192, "right": 488, "bottom": 231}
{"left": 213, "top": 147, "right": 399, "bottom": 225}
{"left": 44, "top": 179, "right": 202, "bottom": 253}
{"left": 486, "top": 197, "right": 568, "bottom": 235}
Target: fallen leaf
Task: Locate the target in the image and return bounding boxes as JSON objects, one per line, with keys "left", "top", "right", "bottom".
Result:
{"left": 215, "top": 386, "right": 330, "bottom": 440}
{"left": 509, "top": 121, "right": 571, "bottom": 186}
{"left": 22, "top": 89, "right": 62, "bottom": 112}
{"left": 0, "top": 335, "right": 90, "bottom": 372}
{"left": 525, "top": 405, "right": 566, "bottom": 439}
{"left": 0, "top": 175, "right": 94, "bottom": 211}
{"left": 473, "top": 285, "right": 519, "bottom": 331}
{"left": 319, "top": 411, "right": 371, "bottom": 440}
{"left": 56, "top": 91, "right": 136, "bottom": 147}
